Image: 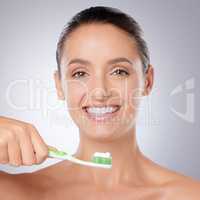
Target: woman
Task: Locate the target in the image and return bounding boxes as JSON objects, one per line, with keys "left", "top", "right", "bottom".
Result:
{"left": 0, "top": 6, "right": 200, "bottom": 199}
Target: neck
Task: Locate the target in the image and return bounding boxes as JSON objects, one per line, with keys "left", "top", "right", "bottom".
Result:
{"left": 74, "top": 126, "right": 146, "bottom": 189}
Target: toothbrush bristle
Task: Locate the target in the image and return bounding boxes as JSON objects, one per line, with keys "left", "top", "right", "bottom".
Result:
{"left": 91, "top": 156, "right": 112, "bottom": 165}
{"left": 92, "top": 157, "right": 112, "bottom": 165}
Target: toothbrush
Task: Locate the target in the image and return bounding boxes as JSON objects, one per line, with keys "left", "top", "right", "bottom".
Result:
{"left": 48, "top": 147, "right": 112, "bottom": 169}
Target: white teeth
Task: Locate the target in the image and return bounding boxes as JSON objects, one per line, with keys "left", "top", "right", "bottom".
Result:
{"left": 86, "top": 106, "right": 119, "bottom": 115}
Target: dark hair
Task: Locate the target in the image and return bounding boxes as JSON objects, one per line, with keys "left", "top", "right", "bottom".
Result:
{"left": 56, "top": 6, "right": 150, "bottom": 77}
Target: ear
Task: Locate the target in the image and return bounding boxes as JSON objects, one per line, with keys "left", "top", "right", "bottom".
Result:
{"left": 142, "top": 64, "right": 154, "bottom": 96}
{"left": 54, "top": 70, "right": 65, "bottom": 100}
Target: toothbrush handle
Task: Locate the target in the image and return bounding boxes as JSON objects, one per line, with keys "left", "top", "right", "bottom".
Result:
{"left": 48, "top": 149, "right": 112, "bottom": 169}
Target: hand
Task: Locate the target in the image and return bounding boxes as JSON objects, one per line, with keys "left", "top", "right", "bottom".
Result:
{"left": 0, "top": 116, "right": 55, "bottom": 166}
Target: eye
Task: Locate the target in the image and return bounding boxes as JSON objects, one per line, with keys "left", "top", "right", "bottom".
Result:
{"left": 72, "top": 71, "right": 87, "bottom": 78}
{"left": 112, "top": 68, "right": 129, "bottom": 76}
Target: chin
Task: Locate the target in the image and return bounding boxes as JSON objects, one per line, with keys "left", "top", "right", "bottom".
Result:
{"left": 79, "top": 123, "right": 129, "bottom": 142}
{"left": 83, "top": 130, "right": 120, "bottom": 142}
{"left": 70, "top": 106, "right": 137, "bottom": 140}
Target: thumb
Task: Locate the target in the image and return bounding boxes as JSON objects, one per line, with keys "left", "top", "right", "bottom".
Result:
{"left": 47, "top": 145, "right": 59, "bottom": 151}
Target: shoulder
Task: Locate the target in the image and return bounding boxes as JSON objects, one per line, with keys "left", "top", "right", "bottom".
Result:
{"left": 143, "top": 156, "right": 200, "bottom": 199}
{"left": 0, "top": 171, "right": 31, "bottom": 199}
{"left": 0, "top": 171, "right": 19, "bottom": 190}
{"left": 158, "top": 169, "right": 200, "bottom": 200}
{"left": 165, "top": 175, "right": 200, "bottom": 199}
{"left": 151, "top": 165, "right": 200, "bottom": 199}
{"left": 32, "top": 160, "right": 74, "bottom": 178}
{"left": 0, "top": 161, "right": 73, "bottom": 199}
{"left": 28, "top": 160, "right": 75, "bottom": 187}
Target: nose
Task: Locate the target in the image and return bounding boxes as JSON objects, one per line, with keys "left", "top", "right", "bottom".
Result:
{"left": 89, "top": 76, "right": 111, "bottom": 101}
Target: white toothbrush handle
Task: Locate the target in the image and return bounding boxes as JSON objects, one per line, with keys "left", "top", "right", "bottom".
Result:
{"left": 48, "top": 152, "right": 111, "bottom": 169}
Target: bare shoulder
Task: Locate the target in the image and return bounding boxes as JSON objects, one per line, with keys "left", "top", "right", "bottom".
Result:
{"left": 0, "top": 171, "right": 19, "bottom": 189}
{"left": 32, "top": 160, "right": 74, "bottom": 179}
{"left": 0, "top": 161, "right": 73, "bottom": 199}
{"left": 0, "top": 171, "right": 31, "bottom": 199}
{"left": 165, "top": 174, "right": 200, "bottom": 199}
{"left": 152, "top": 163, "right": 200, "bottom": 199}
{"left": 143, "top": 156, "right": 200, "bottom": 199}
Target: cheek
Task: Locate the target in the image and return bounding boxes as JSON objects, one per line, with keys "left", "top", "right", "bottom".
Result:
{"left": 65, "top": 80, "right": 87, "bottom": 110}
{"left": 124, "top": 78, "right": 143, "bottom": 109}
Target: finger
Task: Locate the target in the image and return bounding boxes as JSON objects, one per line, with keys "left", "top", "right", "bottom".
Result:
{"left": 0, "top": 139, "right": 9, "bottom": 164}
{"left": 7, "top": 137, "right": 22, "bottom": 166}
{"left": 18, "top": 130, "right": 37, "bottom": 166}
{"left": 47, "top": 145, "right": 58, "bottom": 151}
{"left": 47, "top": 145, "right": 59, "bottom": 159}
{"left": 29, "top": 127, "right": 49, "bottom": 164}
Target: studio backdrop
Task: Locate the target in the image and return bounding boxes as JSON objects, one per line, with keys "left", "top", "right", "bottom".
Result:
{"left": 0, "top": 0, "right": 199, "bottom": 179}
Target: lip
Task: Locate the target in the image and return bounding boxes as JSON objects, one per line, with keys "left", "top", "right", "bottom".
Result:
{"left": 82, "top": 105, "right": 121, "bottom": 122}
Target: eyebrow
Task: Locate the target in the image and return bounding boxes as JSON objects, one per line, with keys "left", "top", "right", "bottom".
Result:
{"left": 67, "top": 57, "right": 134, "bottom": 66}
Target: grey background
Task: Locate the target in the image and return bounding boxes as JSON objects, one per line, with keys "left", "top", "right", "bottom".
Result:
{"left": 0, "top": 0, "right": 199, "bottom": 179}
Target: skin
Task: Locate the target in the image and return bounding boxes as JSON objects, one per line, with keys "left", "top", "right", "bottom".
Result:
{"left": 0, "top": 23, "right": 200, "bottom": 200}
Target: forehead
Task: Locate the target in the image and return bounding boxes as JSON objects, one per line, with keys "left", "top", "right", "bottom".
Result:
{"left": 61, "top": 23, "right": 140, "bottom": 66}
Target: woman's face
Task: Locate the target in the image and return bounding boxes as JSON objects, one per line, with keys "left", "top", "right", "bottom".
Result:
{"left": 56, "top": 23, "right": 149, "bottom": 141}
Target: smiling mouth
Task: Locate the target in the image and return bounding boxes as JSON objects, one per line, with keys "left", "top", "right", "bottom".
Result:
{"left": 82, "top": 105, "right": 121, "bottom": 122}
